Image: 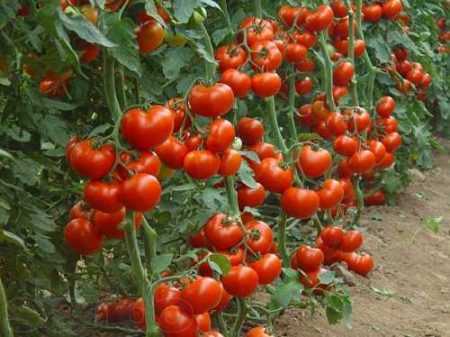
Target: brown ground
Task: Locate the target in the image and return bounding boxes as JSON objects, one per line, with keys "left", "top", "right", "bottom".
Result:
{"left": 277, "top": 139, "right": 450, "bottom": 337}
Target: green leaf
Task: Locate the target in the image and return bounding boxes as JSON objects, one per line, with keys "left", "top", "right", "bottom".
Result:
{"left": 172, "top": 0, "right": 200, "bottom": 23}
{"left": 153, "top": 254, "right": 173, "bottom": 273}
{"left": 144, "top": 1, "right": 166, "bottom": 26}
{"left": 33, "top": 234, "right": 56, "bottom": 254}
{"left": 89, "top": 124, "right": 113, "bottom": 138}
{"left": 424, "top": 216, "right": 442, "bottom": 233}
{"left": 57, "top": 8, "right": 116, "bottom": 47}
{"left": 11, "top": 306, "right": 46, "bottom": 327}
{"left": 282, "top": 268, "right": 300, "bottom": 282}
{"left": 0, "top": 148, "right": 14, "bottom": 160}
{"left": 194, "top": 42, "right": 217, "bottom": 65}
{"left": 12, "top": 157, "right": 43, "bottom": 186}
{"left": 161, "top": 48, "right": 194, "bottom": 80}
{"left": 237, "top": 160, "right": 258, "bottom": 189}
{"left": 200, "top": 0, "right": 221, "bottom": 10}
{"left": 38, "top": 114, "right": 72, "bottom": 146}
{"left": 239, "top": 150, "right": 260, "bottom": 163}
{"left": 0, "top": 229, "right": 26, "bottom": 250}
{"left": 268, "top": 281, "right": 303, "bottom": 309}
{"left": 212, "top": 27, "right": 231, "bottom": 45}
{"left": 106, "top": 17, "right": 140, "bottom": 73}
{"left": 208, "top": 253, "right": 231, "bottom": 276}
{"left": 319, "top": 270, "right": 335, "bottom": 285}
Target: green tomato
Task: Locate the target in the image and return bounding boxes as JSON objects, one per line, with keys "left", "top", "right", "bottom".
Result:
{"left": 191, "top": 7, "right": 207, "bottom": 25}
{"left": 164, "top": 30, "right": 188, "bottom": 47}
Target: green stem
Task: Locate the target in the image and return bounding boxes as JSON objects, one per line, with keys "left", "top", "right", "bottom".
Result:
{"left": 287, "top": 66, "right": 298, "bottom": 144}
{"left": 351, "top": 176, "right": 363, "bottom": 227}
{"left": 254, "top": 0, "right": 263, "bottom": 18}
{"left": 199, "top": 22, "right": 216, "bottom": 84}
{"left": 230, "top": 299, "right": 248, "bottom": 337}
{"left": 224, "top": 176, "right": 240, "bottom": 217}
{"left": 103, "top": 54, "right": 122, "bottom": 122}
{"left": 344, "top": 1, "right": 359, "bottom": 106}
{"left": 214, "top": 313, "right": 229, "bottom": 337}
{"left": 0, "top": 276, "right": 13, "bottom": 337}
{"left": 219, "top": 0, "right": 234, "bottom": 34}
{"left": 116, "top": 64, "right": 127, "bottom": 110}
{"left": 318, "top": 32, "right": 337, "bottom": 111}
{"left": 142, "top": 217, "right": 158, "bottom": 281}
{"left": 266, "top": 96, "right": 288, "bottom": 153}
{"left": 278, "top": 212, "right": 290, "bottom": 268}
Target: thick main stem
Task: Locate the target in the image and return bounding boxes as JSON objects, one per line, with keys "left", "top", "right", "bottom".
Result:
{"left": 0, "top": 276, "right": 14, "bottom": 337}
{"left": 278, "top": 212, "right": 290, "bottom": 268}
{"left": 345, "top": 1, "right": 359, "bottom": 106}
{"left": 287, "top": 68, "right": 298, "bottom": 144}
{"left": 254, "top": 0, "right": 263, "bottom": 18}
{"left": 350, "top": 176, "right": 364, "bottom": 227}
{"left": 230, "top": 298, "right": 248, "bottom": 337}
{"left": 224, "top": 176, "right": 240, "bottom": 217}
{"left": 318, "top": 32, "right": 337, "bottom": 111}
{"left": 266, "top": 96, "right": 288, "bottom": 153}
{"left": 199, "top": 22, "right": 217, "bottom": 85}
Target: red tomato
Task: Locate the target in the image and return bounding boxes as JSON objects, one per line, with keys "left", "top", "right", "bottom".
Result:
{"left": 295, "top": 77, "right": 313, "bottom": 96}
{"left": 406, "top": 69, "right": 425, "bottom": 86}
{"left": 69, "top": 201, "right": 92, "bottom": 220}
{"left": 305, "top": 5, "right": 334, "bottom": 32}
{"left": 240, "top": 18, "right": 274, "bottom": 46}
{"left": 346, "top": 110, "right": 372, "bottom": 133}
{"left": 295, "top": 58, "right": 316, "bottom": 72}
{"left": 393, "top": 47, "right": 408, "bottom": 62}
{"left": 212, "top": 283, "right": 232, "bottom": 312}
{"left": 299, "top": 267, "right": 328, "bottom": 289}
{"left": 121, "top": 106, "right": 174, "bottom": 149}
{"left": 80, "top": 43, "right": 100, "bottom": 63}
{"left": 204, "top": 213, "right": 243, "bottom": 250}
{"left": 83, "top": 181, "right": 123, "bottom": 213}
{"left": 341, "top": 252, "right": 374, "bottom": 276}
{"left": 183, "top": 150, "right": 221, "bottom": 180}
{"left": 154, "top": 136, "right": 189, "bottom": 170}
{"left": 68, "top": 140, "right": 116, "bottom": 180}
{"left": 215, "top": 44, "right": 247, "bottom": 72}
{"left": 64, "top": 218, "right": 103, "bottom": 255}
{"left": 326, "top": 112, "right": 347, "bottom": 136}
{"left": 332, "top": 18, "right": 358, "bottom": 40}
{"left": 195, "top": 312, "right": 211, "bottom": 333}
{"left": 204, "top": 331, "right": 225, "bottom": 337}
{"left": 189, "top": 83, "right": 234, "bottom": 118}
{"left": 246, "top": 326, "right": 274, "bottom": 337}
{"left": 362, "top": 4, "right": 383, "bottom": 23}
{"left": 154, "top": 284, "right": 182, "bottom": 315}
{"left": 382, "top": 132, "right": 402, "bottom": 152}
{"left": 376, "top": 96, "right": 396, "bottom": 118}
{"left": 377, "top": 152, "right": 395, "bottom": 169}
{"left": 364, "top": 191, "right": 386, "bottom": 206}
{"left": 158, "top": 305, "right": 197, "bottom": 337}
{"left": 383, "top": 0, "right": 403, "bottom": 19}
{"left": 285, "top": 43, "right": 307, "bottom": 64}
{"left": 292, "top": 30, "right": 317, "bottom": 49}
{"left": 333, "top": 61, "right": 354, "bottom": 86}
{"left": 377, "top": 116, "right": 398, "bottom": 133}
{"left": 320, "top": 226, "right": 344, "bottom": 248}
{"left": 340, "top": 230, "right": 363, "bottom": 252}
{"left": 251, "top": 41, "right": 283, "bottom": 71}
{"left": 181, "top": 277, "right": 222, "bottom": 314}
{"left": 249, "top": 254, "right": 282, "bottom": 285}
{"left": 116, "top": 151, "right": 161, "bottom": 180}
{"left": 189, "top": 229, "right": 207, "bottom": 248}
{"left": 397, "top": 79, "right": 412, "bottom": 93}
{"left": 281, "top": 187, "right": 320, "bottom": 219}
{"left": 254, "top": 158, "right": 293, "bottom": 193}
{"left": 221, "top": 265, "right": 259, "bottom": 298}
{"left": 206, "top": 119, "right": 235, "bottom": 153}
{"left": 220, "top": 69, "right": 251, "bottom": 98}
{"left": 298, "top": 145, "right": 332, "bottom": 178}
{"left": 348, "top": 150, "right": 376, "bottom": 173}
{"left": 334, "top": 135, "right": 358, "bottom": 157}
{"left": 166, "top": 98, "right": 188, "bottom": 132}
{"left": 237, "top": 183, "right": 266, "bottom": 210}
{"left": 93, "top": 208, "right": 136, "bottom": 239}
{"left": 237, "top": 118, "right": 265, "bottom": 146}
{"left": 137, "top": 20, "right": 164, "bottom": 54}
{"left": 317, "top": 179, "right": 344, "bottom": 209}
{"left": 278, "top": 6, "right": 307, "bottom": 28}
{"left": 245, "top": 220, "right": 273, "bottom": 254}
{"left": 334, "top": 38, "right": 366, "bottom": 58}
{"left": 251, "top": 72, "right": 282, "bottom": 97}
{"left": 396, "top": 60, "right": 412, "bottom": 76}
{"left": 368, "top": 140, "right": 387, "bottom": 164}
{"left": 121, "top": 174, "right": 161, "bottom": 212}
{"left": 246, "top": 143, "right": 281, "bottom": 162}
{"left": 219, "top": 149, "right": 242, "bottom": 176}
{"left": 316, "top": 236, "right": 343, "bottom": 265}
{"left": 331, "top": 0, "right": 348, "bottom": 17}
{"left": 295, "top": 245, "right": 324, "bottom": 272}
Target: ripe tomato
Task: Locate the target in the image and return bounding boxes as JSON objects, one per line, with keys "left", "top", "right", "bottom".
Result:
{"left": 295, "top": 77, "right": 313, "bottom": 96}
{"left": 121, "top": 173, "right": 161, "bottom": 212}
{"left": 340, "top": 230, "right": 363, "bottom": 252}
{"left": 326, "top": 112, "right": 346, "bottom": 136}
{"left": 206, "top": 119, "right": 235, "bottom": 153}
{"left": 376, "top": 96, "right": 396, "bottom": 117}
{"left": 251, "top": 72, "right": 282, "bottom": 98}
{"left": 237, "top": 118, "right": 264, "bottom": 146}
{"left": 137, "top": 20, "right": 164, "bottom": 54}
{"left": 212, "top": 283, "right": 232, "bottom": 312}
{"left": 281, "top": 187, "right": 320, "bottom": 219}
{"left": 204, "top": 213, "right": 243, "bottom": 250}
{"left": 320, "top": 226, "right": 344, "bottom": 248}
{"left": 154, "top": 284, "right": 182, "bottom": 315}
{"left": 333, "top": 61, "right": 354, "bottom": 86}
{"left": 220, "top": 69, "right": 251, "bottom": 98}
{"left": 299, "top": 267, "right": 328, "bottom": 289}
{"left": 83, "top": 181, "right": 123, "bottom": 213}
{"left": 341, "top": 252, "right": 374, "bottom": 276}
{"left": 315, "top": 121, "right": 333, "bottom": 140}
{"left": 254, "top": 158, "right": 293, "bottom": 193}
{"left": 204, "top": 331, "right": 225, "bottom": 337}
{"left": 246, "top": 326, "right": 274, "bottom": 337}
{"left": 166, "top": 98, "right": 187, "bottom": 132}
{"left": 382, "top": 132, "right": 402, "bottom": 152}
{"left": 221, "top": 265, "right": 259, "bottom": 298}
{"left": 245, "top": 220, "right": 273, "bottom": 254}
{"left": 93, "top": 208, "right": 140, "bottom": 239}
{"left": 348, "top": 150, "right": 376, "bottom": 173}
{"left": 181, "top": 277, "right": 222, "bottom": 314}
{"left": 121, "top": 106, "right": 174, "bottom": 149}
{"left": 396, "top": 60, "right": 412, "bottom": 76}
{"left": 316, "top": 236, "right": 343, "bottom": 265}
{"left": 278, "top": 6, "right": 307, "bottom": 28}
{"left": 377, "top": 116, "right": 398, "bottom": 133}
{"left": 292, "top": 30, "right": 317, "bottom": 49}
{"left": 185, "top": 133, "right": 203, "bottom": 150}
{"left": 334, "top": 39, "right": 366, "bottom": 58}
{"left": 39, "top": 70, "right": 72, "bottom": 98}
{"left": 116, "top": 151, "right": 161, "bottom": 181}
{"left": 249, "top": 254, "right": 281, "bottom": 285}
{"left": 68, "top": 140, "right": 116, "bottom": 180}
{"left": 393, "top": 47, "right": 408, "bottom": 62}
{"left": 219, "top": 149, "right": 242, "bottom": 176}
{"left": 153, "top": 137, "right": 188, "bottom": 170}
{"left": 346, "top": 109, "right": 371, "bottom": 133}
{"left": 334, "top": 135, "right": 358, "bottom": 157}
{"left": 295, "top": 245, "right": 324, "bottom": 272}
{"left": 246, "top": 143, "right": 281, "bottom": 162}
{"left": 69, "top": 201, "right": 91, "bottom": 220}
{"left": 195, "top": 312, "right": 211, "bottom": 333}
{"left": 79, "top": 42, "right": 100, "bottom": 63}
{"left": 215, "top": 44, "right": 247, "bottom": 72}
{"left": 81, "top": 5, "right": 99, "bottom": 25}
{"left": 251, "top": 41, "right": 283, "bottom": 71}
{"left": 64, "top": 218, "right": 103, "bottom": 255}
{"left": 158, "top": 305, "right": 197, "bottom": 337}
{"left": 295, "top": 58, "right": 316, "bottom": 72}
{"left": 317, "top": 179, "right": 344, "bottom": 209}
{"left": 285, "top": 43, "right": 307, "bottom": 64}
{"left": 305, "top": 5, "right": 334, "bottom": 32}
{"left": 406, "top": 68, "right": 425, "bottom": 86}
{"left": 183, "top": 150, "right": 221, "bottom": 180}
{"left": 240, "top": 18, "right": 274, "bottom": 46}
{"left": 331, "top": 0, "right": 348, "bottom": 17}
{"left": 367, "top": 140, "right": 387, "bottom": 164}
{"left": 189, "top": 83, "right": 234, "bottom": 118}
{"left": 237, "top": 183, "right": 266, "bottom": 210}
{"left": 362, "top": 4, "right": 383, "bottom": 23}
{"left": 332, "top": 18, "right": 358, "bottom": 40}
{"left": 419, "top": 73, "right": 432, "bottom": 89}
{"left": 397, "top": 79, "right": 412, "bottom": 93}
{"left": 298, "top": 145, "right": 332, "bottom": 178}
{"left": 364, "top": 191, "right": 386, "bottom": 206}
{"left": 383, "top": 0, "right": 403, "bottom": 19}
{"left": 338, "top": 159, "right": 352, "bottom": 178}
{"left": 377, "top": 152, "right": 395, "bottom": 169}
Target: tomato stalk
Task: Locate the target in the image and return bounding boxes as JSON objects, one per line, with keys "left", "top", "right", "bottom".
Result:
{"left": 266, "top": 96, "right": 289, "bottom": 153}
{"left": 254, "top": 0, "right": 263, "bottom": 18}
{"left": 0, "top": 276, "right": 13, "bottom": 337}
{"left": 116, "top": 64, "right": 127, "bottom": 110}
{"left": 230, "top": 298, "right": 249, "bottom": 337}
{"left": 224, "top": 176, "right": 240, "bottom": 217}
{"left": 213, "top": 313, "right": 229, "bottom": 337}
{"left": 199, "top": 22, "right": 217, "bottom": 85}
{"left": 350, "top": 176, "right": 364, "bottom": 227}
{"left": 278, "top": 212, "right": 290, "bottom": 267}
{"left": 287, "top": 65, "right": 298, "bottom": 144}
{"left": 318, "top": 32, "right": 338, "bottom": 111}
{"left": 343, "top": 0, "right": 359, "bottom": 106}
{"left": 142, "top": 217, "right": 158, "bottom": 281}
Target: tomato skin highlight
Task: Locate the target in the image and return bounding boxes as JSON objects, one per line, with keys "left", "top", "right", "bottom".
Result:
{"left": 180, "top": 277, "right": 222, "bottom": 314}
{"left": 249, "top": 253, "right": 282, "bottom": 285}
{"left": 183, "top": 150, "right": 221, "bottom": 180}
{"left": 83, "top": 181, "right": 123, "bottom": 213}
{"left": 121, "top": 173, "right": 162, "bottom": 212}
{"left": 189, "top": 83, "right": 235, "bottom": 118}
{"left": 64, "top": 218, "right": 103, "bottom": 255}
{"left": 158, "top": 305, "right": 198, "bottom": 337}
{"left": 281, "top": 187, "right": 320, "bottom": 219}
{"left": 221, "top": 265, "right": 259, "bottom": 298}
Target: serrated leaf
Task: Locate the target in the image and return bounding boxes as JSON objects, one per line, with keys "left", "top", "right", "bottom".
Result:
{"left": 89, "top": 124, "right": 112, "bottom": 137}
{"left": 0, "top": 229, "right": 26, "bottom": 250}
{"left": 57, "top": 8, "right": 116, "bottom": 47}
{"left": 161, "top": 48, "right": 194, "bottom": 79}
{"left": 153, "top": 254, "right": 173, "bottom": 273}
{"left": 319, "top": 270, "right": 335, "bottom": 285}
{"left": 194, "top": 42, "right": 217, "bottom": 65}
{"left": 12, "top": 306, "right": 46, "bottom": 327}
{"left": 424, "top": 216, "right": 442, "bottom": 233}
{"left": 239, "top": 150, "right": 260, "bottom": 163}
{"left": 144, "top": 1, "right": 166, "bottom": 26}
{"left": 237, "top": 160, "right": 258, "bottom": 189}
{"left": 212, "top": 27, "right": 231, "bottom": 45}
{"left": 208, "top": 253, "right": 231, "bottom": 276}
{"left": 12, "top": 157, "right": 43, "bottom": 186}
{"left": 173, "top": 0, "right": 199, "bottom": 23}
{"left": 282, "top": 267, "right": 300, "bottom": 282}
{"left": 268, "top": 281, "right": 303, "bottom": 309}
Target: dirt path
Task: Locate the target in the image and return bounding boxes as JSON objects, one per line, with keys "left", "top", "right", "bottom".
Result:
{"left": 277, "top": 139, "right": 450, "bottom": 337}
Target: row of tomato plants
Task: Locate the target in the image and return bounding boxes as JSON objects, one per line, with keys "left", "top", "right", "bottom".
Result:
{"left": 0, "top": 0, "right": 448, "bottom": 337}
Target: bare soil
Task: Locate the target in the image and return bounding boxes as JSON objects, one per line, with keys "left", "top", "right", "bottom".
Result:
{"left": 277, "top": 139, "right": 450, "bottom": 337}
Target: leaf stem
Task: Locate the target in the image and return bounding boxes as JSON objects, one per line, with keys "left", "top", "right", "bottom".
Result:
{"left": 219, "top": 0, "right": 234, "bottom": 34}
{"left": 0, "top": 276, "right": 13, "bottom": 337}
{"left": 199, "top": 22, "right": 217, "bottom": 85}
{"left": 318, "top": 32, "right": 337, "bottom": 111}
{"left": 343, "top": 0, "right": 359, "bottom": 106}
{"left": 254, "top": 0, "right": 263, "bottom": 18}
{"left": 278, "top": 212, "right": 290, "bottom": 267}
{"left": 287, "top": 66, "right": 298, "bottom": 144}
{"left": 266, "top": 96, "right": 288, "bottom": 153}
{"left": 230, "top": 298, "right": 248, "bottom": 337}
{"left": 350, "top": 176, "right": 364, "bottom": 227}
